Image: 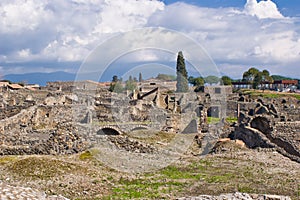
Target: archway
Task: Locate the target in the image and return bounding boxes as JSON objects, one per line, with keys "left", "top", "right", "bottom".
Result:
{"left": 97, "top": 127, "right": 120, "bottom": 135}
{"left": 130, "top": 126, "right": 149, "bottom": 132}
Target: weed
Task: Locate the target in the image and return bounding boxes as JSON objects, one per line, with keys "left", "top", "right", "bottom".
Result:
{"left": 240, "top": 89, "right": 300, "bottom": 100}
{"left": 207, "top": 117, "right": 220, "bottom": 124}
{"left": 79, "top": 149, "right": 100, "bottom": 160}
{"left": 107, "top": 178, "right": 184, "bottom": 199}
{"left": 7, "top": 156, "right": 84, "bottom": 180}
{"left": 237, "top": 184, "right": 256, "bottom": 193}
{"left": 161, "top": 165, "right": 203, "bottom": 180}
{"left": 206, "top": 173, "right": 234, "bottom": 183}
{"left": 226, "top": 117, "right": 238, "bottom": 123}
{"left": 0, "top": 156, "right": 18, "bottom": 164}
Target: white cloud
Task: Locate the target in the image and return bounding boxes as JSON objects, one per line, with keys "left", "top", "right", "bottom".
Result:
{"left": 0, "top": 0, "right": 52, "bottom": 33}
{"left": 0, "top": 0, "right": 164, "bottom": 64}
{"left": 17, "top": 49, "right": 31, "bottom": 58}
{"left": 0, "top": 0, "right": 299, "bottom": 78}
{"left": 147, "top": 2, "right": 300, "bottom": 78}
{"left": 93, "top": 0, "right": 164, "bottom": 34}
{"left": 244, "top": 0, "right": 284, "bottom": 19}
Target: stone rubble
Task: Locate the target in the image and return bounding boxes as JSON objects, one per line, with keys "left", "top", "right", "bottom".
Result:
{"left": 0, "top": 182, "right": 69, "bottom": 200}
{"left": 108, "top": 135, "right": 157, "bottom": 154}
{"left": 177, "top": 192, "right": 291, "bottom": 200}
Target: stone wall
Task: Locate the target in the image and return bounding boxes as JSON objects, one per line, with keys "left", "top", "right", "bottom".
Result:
{"left": 1, "top": 82, "right": 300, "bottom": 157}
{"left": 230, "top": 95, "right": 300, "bottom": 162}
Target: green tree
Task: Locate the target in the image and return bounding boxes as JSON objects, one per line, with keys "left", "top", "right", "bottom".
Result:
{"left": 242, "top": 67, "right": 274, "bottom": 89}
{"left": 112, "top": 82, "right": 124, "bottom": 93}
{"left": 261, "top": 69, "right": 273, "bottom": 82}
{"left": 188, "top": 76, "right": 205, "bottom": 92}
{"left": 204, "top": 75, "right": 220, "bottom": 85}
{"left": 176, "top": 51, "right": 189, "bottom": 92}
{"left": 253, "top": 73, "right": 262, "bottom": 89}
{"left": 221, "top": 76, "right": 232, "bottom": 85}
{"left": 242, "top": 67, "right": 260, "bottom": 82}
{"left": 112, "top": 75, "right": 119, "bottom": 82}
{"left": 271, "top": 75, "right": 292, "bottom": 81}
{"left": 125, "top": 78, "right": 137, "bottom": 92}
{"left": 188, "top": 76, "right": 204, "bottom": 86}
{"left": 156, "top": 74, "right": 176, "bottom": 81}
{"left": 109, "top": 75, "right": 124, "bottom": 93}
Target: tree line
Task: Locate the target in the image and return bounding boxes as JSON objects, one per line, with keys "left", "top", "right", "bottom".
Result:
{"left": 109, "top": 51, "right": 294, "bottom": 93}
{"left": 109, "top": 73, "right": 143, "bottom": 93}
{"left": 188, "top": 68, "right": 275, "bottom": 90}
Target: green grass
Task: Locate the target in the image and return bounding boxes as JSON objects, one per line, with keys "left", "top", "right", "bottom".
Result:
{"left": 79, "top": 149, "right": 100, "bottom": 160}
{"left": 102, "top": 155, "right": 299, "bottom": 199}
{"left": 7, "top": 157, "right": 85, "bottom": 180}
{"left": 226, "top": 117, "right": 238, "bottom": 123}
{"left": 160, "top": 165, "right": 204, "bottom": 180}
{"left": 207, "top": 117, "right": 237, "bottom": 124}
{"left": 104, "top": 160, "right": 214, "bottom": 199}
{"left": 0, "top": 156, "right": 18, "bottom": 164}
{"left": 1, "top": 152, "right": 298, "bottom": 199}
{"left": 237, "top": 184, "right": 256, "bottom": 193}
{"left": 207, "top": 117, "right": 220, "bottom": 124}
{"left": 105, "top": 178, "right": 185, "bottom": 199}
{"left": 206, "top": 173, "right": 234, "bottom": 183}
{"left": 104, "top": 158, "right": 243, "bottom": 199}
{"left": 240, "top": 89, "right": 300, "bottom": 100}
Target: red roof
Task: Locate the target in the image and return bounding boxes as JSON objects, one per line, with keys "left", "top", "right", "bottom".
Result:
{"left": 274, "top": 80, "right": 298, "bottom": 84}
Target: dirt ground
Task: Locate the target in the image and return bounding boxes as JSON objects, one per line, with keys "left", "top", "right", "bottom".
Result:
{"left": 0, "top": 138, "right": 299, "bottom": 200}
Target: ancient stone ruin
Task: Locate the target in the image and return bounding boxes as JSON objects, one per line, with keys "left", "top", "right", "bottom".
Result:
{"left": 229, "top": 94, "right": 300, "bottom": 162}
{"left": 0, "top": 80, "right": 299, "bottom": 165}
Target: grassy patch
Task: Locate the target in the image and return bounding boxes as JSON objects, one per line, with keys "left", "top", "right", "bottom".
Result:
{"left": 237, "top": 184, "right": 256, "bottom": 193}
{"left": 0, "top": 156, "right": 18, "bottom": 164}
{"left": 206, "top": 173, "right": 234, "bottom": 183}
{"left": 240, "top": 89, "right": 300, "bottom": 100}
{"left": 226, "top": 117, "right": 238, "bottom": 123}
{"left": 7, "top": 156, "right": 85, "bottom": 180}
{"left": 161, "top": 165, "right": 204, "bottom": 180}
{"left": 207, "top": 117, "right": 220, "bottom": 124}
{"left": 107, "top": 156, "right": 298, "bottom": 199}
{"left": 1, "top": 150, "right": 298, "bottom": 199}
{"left": 207, "top": 117, "right": 237, "bottom": 124}
{"left": 105, "top": 178, "right": 185, "bottom": 199}
{"left": 79, "top": 149, "right": 100, "bottom": 160}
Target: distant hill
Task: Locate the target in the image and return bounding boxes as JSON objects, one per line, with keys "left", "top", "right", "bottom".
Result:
{"left": 4, "top": 71, "right": 76, "bottom": 86}
{"left": 271, "top": 75, "right": 293, "bottom": 81}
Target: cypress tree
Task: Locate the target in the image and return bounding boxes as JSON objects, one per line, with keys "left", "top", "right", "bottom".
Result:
{"left": 176, "top": 51, "right": 189, "bottom": 92}
{"left": 139, "top": 72, "right": 143, "bottom": 82}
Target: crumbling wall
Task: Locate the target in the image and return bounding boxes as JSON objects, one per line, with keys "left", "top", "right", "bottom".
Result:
{"left": 231, "top": 97, "right": 300, "bottom": 162}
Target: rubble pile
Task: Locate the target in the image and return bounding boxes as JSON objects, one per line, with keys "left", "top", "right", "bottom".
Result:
{"left": 108, "top": 135, "right": 157, "bottom": 154}
{"left": 177, "top": 192, "right": 291, "bottom": 200}
{"left": 230, "top": 97, "right": 300, "bottom": 162}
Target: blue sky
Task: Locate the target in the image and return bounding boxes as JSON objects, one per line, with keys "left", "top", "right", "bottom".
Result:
{"left": 0, "top": 0, "right": 300, "bottom": 80}
{"left": 163, "top": 0, "right": 300, "bottom": 16}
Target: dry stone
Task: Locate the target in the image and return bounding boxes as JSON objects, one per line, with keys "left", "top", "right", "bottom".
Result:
{"left": 177, "top": 192, "right": 291, "bottom": 200}
{"left": 0, "top": 182, "right": 69, "bottom": 200}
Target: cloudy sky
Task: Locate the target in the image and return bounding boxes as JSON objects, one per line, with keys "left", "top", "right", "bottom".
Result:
{"left": 0, "top": 0, "right": 300, "bottom": 80}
